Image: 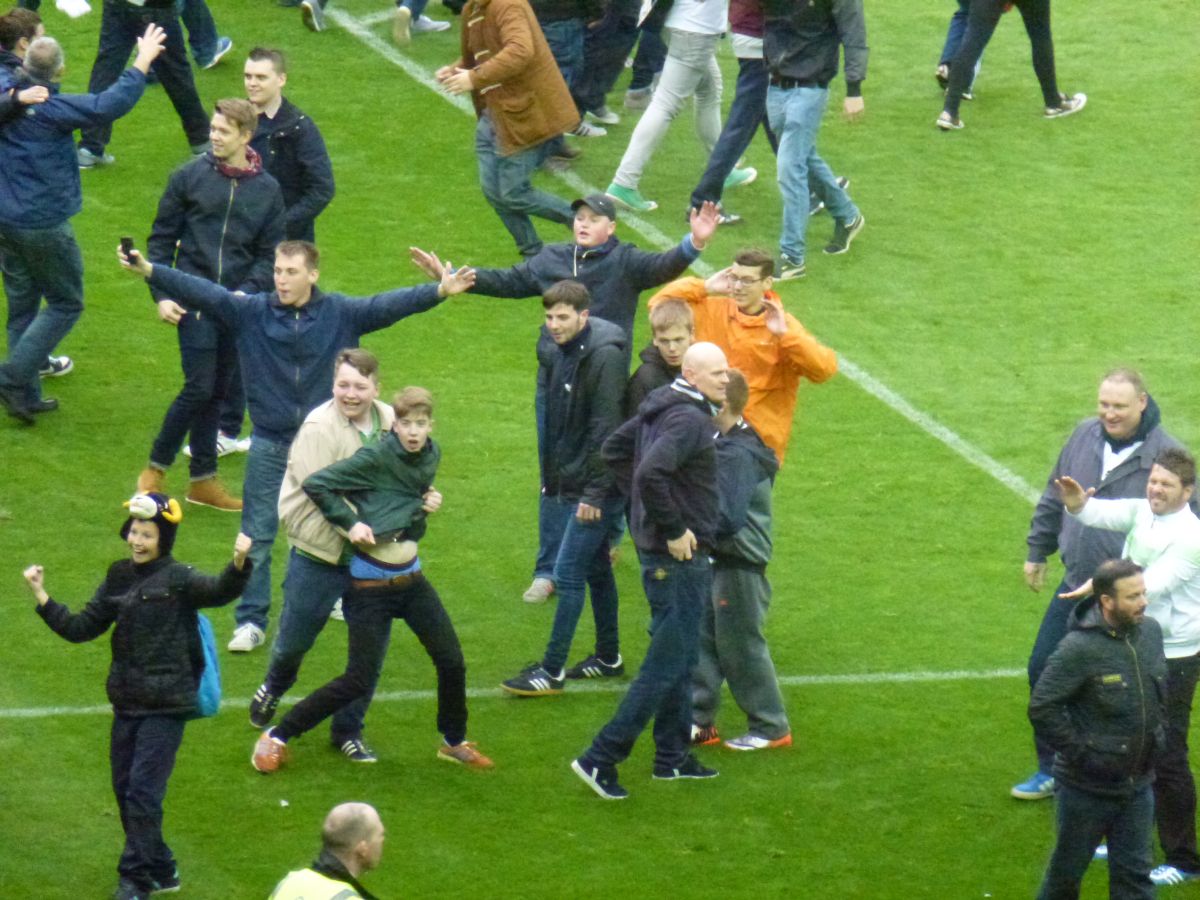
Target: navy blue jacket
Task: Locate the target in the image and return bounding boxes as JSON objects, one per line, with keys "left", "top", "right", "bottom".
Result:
{"left": 603, "top": 379, "right": 719, "bottom": 554}
{"left": 146, "top": 154, "right": 285, "bottom": 350}
{"left": 470, "top": 235, "right": 700, "bottom": 339}
{"left": 0, "top": 67, "right": 146, "bottom": 228}
{"left": 538, "top": 317, "right": 627, "bottom": 504}
{"left": 147, "top": 264, "right": 445, "bottom": 443}
{"left": 250, "top": 97, "right": 334, "bottom": 242}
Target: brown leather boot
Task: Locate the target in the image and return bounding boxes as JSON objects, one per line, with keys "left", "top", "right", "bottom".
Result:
{"left": 186, "top": 477, "right": 242, "bottom": 511}
{"left": 137, "top": 467, "right": 166, "bottom": 494}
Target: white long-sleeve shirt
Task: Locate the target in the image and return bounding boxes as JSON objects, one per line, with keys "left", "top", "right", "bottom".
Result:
{"left": 1074, "top": 498, "right": 1200, "bottom": 658}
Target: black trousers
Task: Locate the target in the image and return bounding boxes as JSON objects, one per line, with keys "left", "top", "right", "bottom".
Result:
{"left": 1157, "top": 653, "right": 1200, "bottom": 872}
{"left": 944, "top": 0, "right": 1060, "bottom": 118}
{"left": 276, "top": 574, "right": 469, "bottom": 746}
{"left": 111, "top": 714, "right": 185, "bottom": 891}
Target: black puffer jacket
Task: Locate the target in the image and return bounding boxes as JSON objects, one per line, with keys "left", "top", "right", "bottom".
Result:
{"left": 36, "top": 555, "right": 250, "bottom": 717}
{"left": 1029, "top": 597, "right": 1167, "bottom": 797}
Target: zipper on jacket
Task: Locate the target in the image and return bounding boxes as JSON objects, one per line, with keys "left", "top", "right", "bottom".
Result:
{"left": 216, "top": 178, "right": 237, "bottom": 288}
{"left": 1128, "top": 635, "right": 1148, "bottom": 777}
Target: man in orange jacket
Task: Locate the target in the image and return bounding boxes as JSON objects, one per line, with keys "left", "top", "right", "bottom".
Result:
{"left": 648, "top": 248, "right": 835, "bottom": 465}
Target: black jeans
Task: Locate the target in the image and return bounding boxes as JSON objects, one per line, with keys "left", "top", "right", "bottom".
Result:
{"left": 149, "top": 319, "right": 237, "bottom": 480}
{"left": 944, "top": 0, "right": 1059, "bottom": 118}
{"left": 1157, "top": 653, "right": 1200, "bottom": 872}
{"left": 80, "top": 0, "right": 209, "bottom": 154}
{"left": 276, "top": 574, "right": 468, "bottom": 746}
{"left": 111, "top": 714, "right": 186, "bottom": 891}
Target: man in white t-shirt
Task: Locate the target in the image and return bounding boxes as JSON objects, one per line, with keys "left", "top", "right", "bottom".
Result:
{"left": 1059, "top": 447, "right": 1200, "bottom": 886}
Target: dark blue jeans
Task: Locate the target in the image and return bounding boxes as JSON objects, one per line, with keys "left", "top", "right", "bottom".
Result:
{"left": 0, "top": 222, "right": 84, "bottom": 404}
{"left": 540, "top": 18, "right": 585, "bottom": 110}
{"left": 218, "top": 363, "right": 246, "bottom": 438}
{"left": 276, "top": 574, "right": 468, "bottom": 745}
{"left": 583, "top": 552, "right": 710, "bottom": 769}
{"left": 689, "top": 57, "right": 777, "bottom": 209}
{"left": 80, "top": 0, "right": 209, "bottom": 155}
{"left": 1036, "top": 782, "right": 1154, "bottom": 900}
{"left": 263, "top": 549, "right": 380, "bottom": 742}
{"left": 629, "top": 26, "right": 667, "bottom": 91}
{"left": 236, "top": 435, "right": 291, "bottom": 630}
{"left": 944, "top": 0, "right": 1058, "bottom": 119}
{"left": 576, "top": 0, "right": 640, "bottom": 113}
{"left": 148, "top": 323, "right": 237, "bottom": 480}
{"left": 938, "top": 0, "right": 971, "bottom": 65}
{"left": 1156, "top": 653, "right": 1200, "bottom": 872}
{"left": 178, "top": 0, "right": 219, "bottom": 65}
{"left": 542, "top": 495, "right": 623, "bottom": 672}
{"left": 111, "top": 714, "right": 186, "bottom": 892}
{"left": 474, "top": 113, "right": 574, "bottom": 257}
{"left": 1027, "top": 580, "right": 1075, "bottom": 774}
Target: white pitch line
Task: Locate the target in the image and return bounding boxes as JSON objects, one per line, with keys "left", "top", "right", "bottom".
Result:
{"left": 0, "top": 667, "right": 1023, "bottom": 719}
{"left": 330, "top": 9, "right": 1042, "bottom": 505}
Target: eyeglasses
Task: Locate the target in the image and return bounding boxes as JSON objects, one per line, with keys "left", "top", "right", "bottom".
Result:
{"left": 727, "top": 274, "right": 763, "bottom": 287}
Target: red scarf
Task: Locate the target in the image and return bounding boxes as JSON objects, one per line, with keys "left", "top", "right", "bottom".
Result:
{"left": 215, "top": 146, "right": 263, "bottom": 179}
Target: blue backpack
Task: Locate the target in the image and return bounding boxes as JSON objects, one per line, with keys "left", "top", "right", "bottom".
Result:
{"left": 192, "top": 612, "right": 221, "bottom": 718}
{"left": 171, "top": 564, "right": 222, "bottom": 719}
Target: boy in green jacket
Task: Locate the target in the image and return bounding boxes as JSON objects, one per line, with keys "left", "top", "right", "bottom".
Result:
{"left": 251, "top": 387, "right": 493, "bottom": 771}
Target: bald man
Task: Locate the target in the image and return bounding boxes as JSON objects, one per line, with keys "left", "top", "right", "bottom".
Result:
{"left": 572, "top": 342, "right": 728, "bottom": 799}
{"left": 269, "top": 802, "right": 385, "bottom": 900}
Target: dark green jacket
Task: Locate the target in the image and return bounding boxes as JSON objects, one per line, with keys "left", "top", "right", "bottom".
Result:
{"left": 302, "top": 432, "right": 439, "bottom": 542}
{"left": 1029, "top": 598, "right": 1167, "bottom": 797}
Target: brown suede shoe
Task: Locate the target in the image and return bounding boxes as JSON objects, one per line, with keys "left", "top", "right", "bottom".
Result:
{"left": 186, "top": 477, "right": 242, "bottom": 511}
{"left": 137, "top": 467, "right": 166, "bottom": 494}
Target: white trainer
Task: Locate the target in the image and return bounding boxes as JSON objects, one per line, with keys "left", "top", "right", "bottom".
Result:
{"left": 412, "top": 14, "right": 451, "bottom": 32}
{"left": 522, "top": 577, "right": 555, "bottom": 604}
{"left": 228, "top": 623, "right": 265, "bottom": 653}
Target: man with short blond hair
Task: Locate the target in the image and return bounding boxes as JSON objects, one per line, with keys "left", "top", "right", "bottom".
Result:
{"left": 247, "top": 348, "right": 395, "bottom": 763}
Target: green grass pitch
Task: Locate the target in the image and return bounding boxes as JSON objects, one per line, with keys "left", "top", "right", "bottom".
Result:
{"left": 0, "top": 0, "right": 1196, "bottom": 896}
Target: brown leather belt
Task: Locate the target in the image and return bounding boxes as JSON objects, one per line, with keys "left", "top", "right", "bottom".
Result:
{"left": 352, "top": 572, "right": 421, "bottom": 590}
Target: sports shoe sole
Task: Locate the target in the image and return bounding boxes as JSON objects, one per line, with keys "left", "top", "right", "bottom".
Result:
{"left": 500, "top": 682, "right": 563, "bottom": 697}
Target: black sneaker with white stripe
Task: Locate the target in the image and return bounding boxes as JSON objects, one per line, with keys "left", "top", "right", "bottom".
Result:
{"left": 249, "top": 684, "right": 280, "bottom": 729}
{"left": 565, "top": 653, "right": 625, "bottom": 680}
{"left": 571, "top": 758, "right": 628, "bottom": 799}
{"left": 501, "top": 662, "right": 565, "bottom": 696}
{"left": 338, "top": 737, "right": 378, "bottom": 763}
{"left": 653, "top": 754, "right": 719, "bottom": 780}
{"left": 38, "top": 355, "right": 73, "bottom": 378}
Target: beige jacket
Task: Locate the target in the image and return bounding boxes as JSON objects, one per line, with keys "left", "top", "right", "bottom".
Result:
{"left": 278, "top": 398, "right": 396, "bottom": 564}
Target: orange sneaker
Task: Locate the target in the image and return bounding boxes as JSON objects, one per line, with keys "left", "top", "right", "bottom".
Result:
{"left": 252, "top": 730, "right": 289, "bottom": 773}
{"left": 137, "top": 467, "right": 166, "bottom": 494}
{"left": 186, "top": 477, "right": 242, "bottom": 511}
{"left": 691, "top": 724, "right": 720, "bottom": 746}
{"left": 437, "top": 740, "right": 494, "bottom": 770}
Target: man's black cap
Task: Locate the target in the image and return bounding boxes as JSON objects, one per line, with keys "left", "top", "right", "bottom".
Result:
{"left": 571, "top": 193, "right": 617, "bottom": 221}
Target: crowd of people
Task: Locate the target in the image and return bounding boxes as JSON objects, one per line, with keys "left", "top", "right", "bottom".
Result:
{"left": 0, "top": 1, "right": 1143, "bottom": 899}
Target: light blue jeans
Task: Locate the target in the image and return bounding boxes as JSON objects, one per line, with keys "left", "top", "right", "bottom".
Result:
{"left": 612, "top": 28, "right": 723, "bottom": 191}
{"left": 236, "top": 435, "right": 291, "bottom": 631}
{"left": 765, "top": 85, "right": 858, "bottom": 263}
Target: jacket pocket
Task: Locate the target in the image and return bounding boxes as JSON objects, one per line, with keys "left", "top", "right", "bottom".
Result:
{"left": 1080, "top": 734, "right": 1133, "bottom": 781}
{"left": 491, "top": 90, "right": 550, "bottom": 152}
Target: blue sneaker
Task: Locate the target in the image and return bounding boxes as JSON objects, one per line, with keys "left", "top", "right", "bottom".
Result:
{"left": 1093, "top": 843, "right": 1108, "bottom": 862}
{"left": 571, "top": 758, "right": 628, "bottom": 800}
{"left": 1011, "top": 771, "right": 1055, "bottom": 800}
{"left": 201, "top": 36, "right": 233, "bottom": 70}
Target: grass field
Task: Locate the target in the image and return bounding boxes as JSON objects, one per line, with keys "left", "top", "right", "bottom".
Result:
{"left": 1, "top": 0, "right": 1197, "bottom": 896}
